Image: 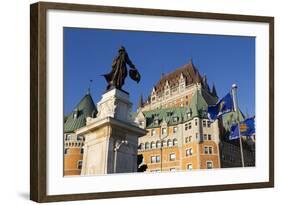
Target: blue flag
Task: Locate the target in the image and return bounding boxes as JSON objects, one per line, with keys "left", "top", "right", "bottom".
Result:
{"left": 229, "top": 117, "right": 255, "bottom": 140}
{"left": 208, "top": 93, "right": 234, "bottom": 121}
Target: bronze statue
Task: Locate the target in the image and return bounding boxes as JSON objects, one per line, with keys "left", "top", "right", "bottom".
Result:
{"left": 102, "top": 46, "right": 141, "bottom": 91}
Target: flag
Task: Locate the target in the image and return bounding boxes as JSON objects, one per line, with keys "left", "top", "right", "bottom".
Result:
{"left": 229, "top": 117, "right": 255, "bottom": 140}
{"left": 208, "top": 93, "right": 234, "bottom": 121}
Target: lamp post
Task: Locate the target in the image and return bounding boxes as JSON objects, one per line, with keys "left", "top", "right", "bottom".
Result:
{"left": 113, "top": 139, "right": 128, "bottom": 173}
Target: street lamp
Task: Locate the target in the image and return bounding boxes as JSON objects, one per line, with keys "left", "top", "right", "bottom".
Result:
{"left": 113, "top": 139, "right": 128, "bottom": 173}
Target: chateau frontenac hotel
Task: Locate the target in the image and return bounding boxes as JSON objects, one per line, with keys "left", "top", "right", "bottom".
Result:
{"left": 63, "top": 60, "right": 255, "bottom": 176}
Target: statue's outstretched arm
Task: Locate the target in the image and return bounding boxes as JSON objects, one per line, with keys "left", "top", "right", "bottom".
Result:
{"left": 125, "top": 53, "right": 136, "bottom": 69}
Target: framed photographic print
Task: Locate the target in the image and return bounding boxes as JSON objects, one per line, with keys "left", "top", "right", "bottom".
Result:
{"left": 30, "top": 1, "right": 274, "bottom": 202}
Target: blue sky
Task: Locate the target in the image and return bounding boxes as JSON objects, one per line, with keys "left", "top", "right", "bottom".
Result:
{"left": 64, "top": 27, "right": 255, "bottom": 116}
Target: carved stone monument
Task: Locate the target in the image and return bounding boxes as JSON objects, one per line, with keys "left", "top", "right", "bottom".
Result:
{"left": 76, "top": 47, "right": 146, "bottom": 175}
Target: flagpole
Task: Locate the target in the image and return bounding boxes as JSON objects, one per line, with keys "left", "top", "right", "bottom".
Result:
{"left": 231, "top": 84, "right": 245, "bottom": 167}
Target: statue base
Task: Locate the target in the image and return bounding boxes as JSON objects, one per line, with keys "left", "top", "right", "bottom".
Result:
{"left": 96, "top": 88, "right": 133, "bottom": 123}
{"left": 75, "top": 88, "right": 146, "bottom": 175}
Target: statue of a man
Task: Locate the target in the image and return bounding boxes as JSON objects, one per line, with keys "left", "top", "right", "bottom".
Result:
{"left": 102, "top": 46, "right": 141, "bottom": 91}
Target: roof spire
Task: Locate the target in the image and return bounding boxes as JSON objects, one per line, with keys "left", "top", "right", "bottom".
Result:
{"left": 138, "top": 93, "right": 144, "bottom": 109}
{"left": 211, "top": 83, "right": 218, "bottom": 97}
{"left": 87, "top": 80, "right": 93, "bottom": 95}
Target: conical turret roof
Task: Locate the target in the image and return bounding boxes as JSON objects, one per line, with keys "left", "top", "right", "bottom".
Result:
{"left": 64, "top": 93, "right": 97, "bottom": 133}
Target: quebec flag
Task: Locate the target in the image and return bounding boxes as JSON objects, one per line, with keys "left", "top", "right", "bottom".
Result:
{"left": 208, "top": 93, "right": 234, "bottom": 121}
{"left": 229, "top": 117, "right": 255, "bottom": 140}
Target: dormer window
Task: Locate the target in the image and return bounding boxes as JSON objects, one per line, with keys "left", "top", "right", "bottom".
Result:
{"left": 173, "top": 116, "right": 178, "bottom": 122}
{"left": 151, "top": 129, "right": 156, "bottom": 136}
{"left": 154, "top": 119, "right": 159, "bottom": 125}
{"left": 73, "top": 109, "right": 79, "bottom": 118}
{"left": 139, "top": 121, "right": 144, "bottom": 126}
{"left": 77, "top": 135, "right": 85, "bottom": 141}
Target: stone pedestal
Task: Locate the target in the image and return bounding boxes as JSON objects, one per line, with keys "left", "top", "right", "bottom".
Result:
{"left": 76, "top": 88, "right": 146, "bottom": 175}
{"left": 96, "top": 88, "right": 133, "bottom": 123}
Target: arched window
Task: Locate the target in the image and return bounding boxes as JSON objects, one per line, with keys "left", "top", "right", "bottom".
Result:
{"left": 139, "top": 143, "right": 144, "bottom": 150}
{"left": 156, "top": 140, "right": 161, "bottom": 148}
{"left": 145, "top": 142, "right": 150, "bottom": 150}
{"left": 77, "top": 160, "right": 83, "bottom": 169}
{"left": 173, "top": 138, "right": 178, "bottom": 146}
{"left": 64, "top": 148, "right": 69, "bottom": 155}
{"left": 151, "top": 141, "right": 156, "bottom": 149}
{"left": 167, "top": 139, "right": 173, "bottom": 147}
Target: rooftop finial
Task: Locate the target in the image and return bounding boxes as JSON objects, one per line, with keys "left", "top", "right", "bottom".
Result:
{"left": 87, "top": 79, "right": 93, "bottom": 95}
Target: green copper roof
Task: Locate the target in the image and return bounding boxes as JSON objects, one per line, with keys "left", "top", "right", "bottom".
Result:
{"left": 142, "top": 88, "right": 218, "bottom": 128}
{"left": 143, "top": 107, "right": 187, "bottom": 128}
{"left": 64, "top": 94, "right": 97, "bottom": 133}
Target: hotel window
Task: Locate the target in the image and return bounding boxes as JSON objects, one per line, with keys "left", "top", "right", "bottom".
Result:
{"left": 156, "top": 141, "right": 161, "bottom": 148}
{"left": 207, "top": 121, "right": 211, "bottom": 128}
{"left": 162, "top": 127, "right": 167, "bottom": 135}
{"left": 186, "top": 148, "right": 193, "bottom": 156}
{"left": 185, "top": 136, "right": 192, "bottom": 143}
{"left": 64, "top": 148, "right": 69, "bottom": 155}
{"left": 77, "top": 135, "right": 84, "bottom": 141}
{"left": 156, "top": 155, "right": 161, "bottom": 163}
{"left": 173, "top": 126, "right": 177, "bottom": 133}
{"left": 80, "top": 148, "right": 84, "bottom": 154}
{"left": 203, "top": 134, "right": 207, "bottom": 140}
{"left": 145, "top": 142, "right": 150, "bottom": 150}
{"left": 140, "top": 143, "right": 144, "bottom": 150}
{"left": 151, "top": 156, "right": 156, "bottom": 163}
{"left": 207, "top": 161, "right": 213, "bottom": 169}
{"left": 77, "top": 160, "right": 83, "bottom": 169}
{"left": 65, "top": 134, "right": 71, "bottom": 141}
{"left": 170, "top": 168, "right": 176, "bottom": 172}
{"left": 208, "top": 134, "right": 212, "bottom": 140}
{"left": 169, "top": 153, "right": 176, "bottom": 161}
{"left": 151, "top": 141, "right": 156, "bottom": 149}
{"left": 167, "top": 139, "right": 173, "bottom": 147}
{"left": 204, "top": 146, "right": 213, "bottom": 154}
{"left": 187, "top": 164, "right": 193, "bottom": 170}
{"left": 151, "top": 129, "right": 156, "bottom": 136}
{"left": 204, "top": 146, "right": 208, "bottom": 154}
{"left": 185, "top": 123, "right": 188, "bottom": 130}
{"left": 196, "top": 133, "right": 199, "bottom": 139}
{"left": 195, "top": 119, "right": 198, "bottom": 126}
{"left": 188, "top": 122, "right": 192, "bottom": 129}
{"left": 173, "top": 138, "right": 178, "bottom": 146}
{"left": 203, "top": 120, "right": 207, "bottom": 127}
